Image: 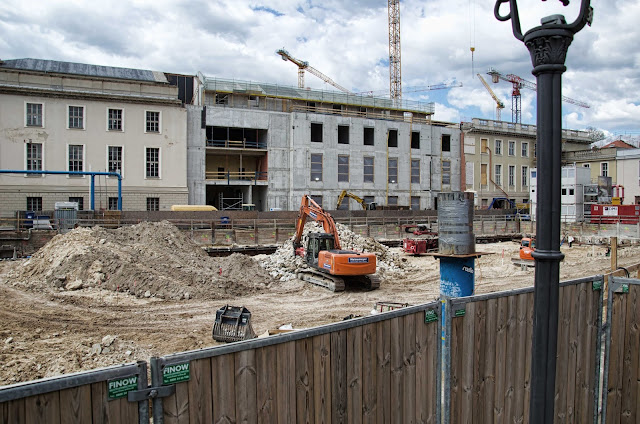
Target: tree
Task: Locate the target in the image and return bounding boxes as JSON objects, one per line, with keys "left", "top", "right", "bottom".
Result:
{"left": 586, "top": 126, "right": 606, "bottom": 142}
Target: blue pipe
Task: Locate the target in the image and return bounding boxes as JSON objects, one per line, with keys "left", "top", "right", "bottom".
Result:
{"left": 0, "top": 170, "right": 122, "bottom": 211}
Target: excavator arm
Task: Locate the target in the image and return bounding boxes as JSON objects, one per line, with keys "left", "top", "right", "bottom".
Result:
{"left": 335, "top": 190, "right": 367, "bottom": 210}
{"left": 294, "top": 195, "right": 342, "bottom": 250}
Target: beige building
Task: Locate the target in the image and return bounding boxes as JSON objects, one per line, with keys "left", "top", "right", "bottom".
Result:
{"left": 462, "top": 118, "right": 591, "bottom": 208}
{"left": 562, "top": 140, "right": 637, "bottom": 187}
{"left": 616, "top": 148, "right": 640, "bottom": 205}
{"left": 0, "top": 59, "right": 189, "bottom": 216}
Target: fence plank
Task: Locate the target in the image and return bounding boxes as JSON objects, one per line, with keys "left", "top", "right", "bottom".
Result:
{"left": 483, "top": 298, "right": 497, "bottom": 424}
{"left": 347, "top": 326, "right": 363, "bottom": 424}
{"left": 606, "top": 292, "right": 627, "bottom": 422}
{"left": 276, "top": 341, "right": 296, "bottom": 424}
{"left": 579, "top": 283, "right": 596, "bottom": 424}
{"left": 376, "top": 320, "right": 391, "bottom": 424}
{"left": 187, "top": 358, "right": 212, "bottom": 423}
{"left": 621, "top": 284, "right": 640, "bottom": 423}
{"left": 575, "top": 283, "right": 590, "bottom": 424}
{"left": 523, "top": 292, "right": 534, "bottom": 421}
{"left": 565, "top": 284, "right": 579, "bottom": 422}
{"left": 471, "top": 300, "right": 486, "bottom": 424}
{"left": 331, "top": 329, "right": 348, "bottom": 424}
{"left": 213, "top": 354, "right": 236, "bottom": 424}
{"left": 314, "top": 334, "right": 332, "bottom": 424}
{"left": 25, "top": 392, "right": 60, "bottom": 424}
{"left": 493, "top": 296, "right": 508, "bottom": 424}
{"left": 450, "top": 312, "right": 463, "bottom": 424}
{"left": 2, "top": 399, "right": 25, "bottom": 424}
{"left": 163, "top": 382, "right": 189, "bottom": 424}
{"left": 513, "top": 293, "right": 528, "bottom": 424}
{"left": 555, "top": 283, "right": 570, "bottom": 423}
{"left": 402, "top": 314, "right": 416, "bottom": 424}
{"left": 461, "top": 302, "right": 475, "bottom": 424}
{"left": 91, "top": 381, "right": 112, "bottom": 424}
{"left": 503, "top": 295, "right": 517, "bottom": 422}
{"left": 59, "top": 385, "right": 91, "bottom": 424}
{"left": 586, "top": 284, "right": 600, "bottom": 423}
{"left": 390, "top": 316, "right": 404, "bottom": 424}
{"left": 257, "top": 345, "right": 278, "bottom": 424}
{"left": 296, "top": 337, "right": 315, "bottom": 423}
{"left": 415, "top": 312, "right": 429, "bottom": 424}
{"left": 236, "top": 350, "right": 257, "bottom": 424}
{"left": 362, "top": 324, "right": 377, "bottom": 424}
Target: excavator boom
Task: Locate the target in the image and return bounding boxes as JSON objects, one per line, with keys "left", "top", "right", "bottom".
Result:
{"left": 294, "top": 195, "right": 341, "bottom": 249}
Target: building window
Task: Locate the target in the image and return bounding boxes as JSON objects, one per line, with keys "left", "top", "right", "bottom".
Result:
{"left": 509, "top": 165, "right": 515, "bottom": 187}
{"left": 364, "top": 127, "right": 374, "bottom": 146}
{"left": 364, "top": 156, "right": 374, "bottom": 183}
{"left": 411, "top": 131, "right": 420, "bottom": 149}
{"left": 387, "top": 196, "right": 398, "bottom": 206}
{"left": 108, "top": 197, "right": 119, "bottom": 210}
{"left": 26, "top": 142, "right": 43, "bottom": 171}
{"left": 69, "top": 197, "right": 84, "bottom": 211}
{"left": 508, "top": 141, "right": 515, "bottom": 156}
{"left": 108, "top": 108, "right": 123, "bottom": 131}
{"left": 569, "top": 188, "right": 574, "bottom": 195}
{"left": 411, "top": 196, "right": 420, "bottom": 210}
{"left": 521, "top": 142, "right": 529, "bottom": 157}
{"left": 583, "top": 163, "right": 590, "bottom": 168}
{"left": 26, "top": 103, "right": 43, "bottom": 127}
{"left": 311, "top": 123, "right": 323, "bottom": 143}
{"left": 481, "top": 138, "right": 488, "bottom": 153}
{"left": 522, "top": 166, "right": 529, "bottom": 187}
{"left": 338, "top": 125, "right": 349, "bottom": 144}
{"left": 68, "top": 106, "right": 84, "bottom": 129}
{"left": 533, "top": 142, "right": 537, "bottom": 158}
{"left": 442, "top": 160, "right": 451, "bottom": 185}
{"left": 338, "top": 155, "right": 349, "bottom": 182}
{"left": 311, "top": 153, "right": 323, "bottom": 182}
{"left": 388, "top": 129, "right": 398, "bottom": 148}
{"left": 310, "top": 195, "right": 323, "bottom": 207}
{"left": 215, "top": 94, "right": 229, "bottom": 105}
{"left": 495, "top": 164, "right": 502, "bottom": 186}
{"left": 388, "top": 158, "right": 398, "bottom": 183}
{"left": 495, "top": 139, "right": 502, "bottom": 155}
{"left": 146, "top": 147, "right": 160, "bottom": 178}
{"left": 442, "top": 134, "right": 451, "bottom": 152}
{"left": 601, "top": 162, "right": 608, "bottom": 177}
{"left": 146, "top": 197, "right": 160, "bottom": 211}
{"left": 411, "top": 159, "right": 420, "bottom": 183}
{"left": 68, "top": 145, "right": 84, "bottom": 173}
{"left": 145, "top": 111, "right": 160, "bottom": 133}
{"left": 562, "top": 188, "right": 567, "bottom": 195}
{"left": 108, "top": 146, "right": 123, "bottom": 175}
{"left": 27, "top": 197, "right": 42, "bottom": 211}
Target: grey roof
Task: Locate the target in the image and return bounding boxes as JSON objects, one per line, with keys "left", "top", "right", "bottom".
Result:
{"left": 0, "top": 58, "right": 168, "bottom": 83}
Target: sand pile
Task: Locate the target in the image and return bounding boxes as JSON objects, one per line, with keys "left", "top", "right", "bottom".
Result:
{"left": 259, "top": 222, "right": 412, "bottom": 281}
{"left": 9, "top": 221, "right": 272, "bottom": 300}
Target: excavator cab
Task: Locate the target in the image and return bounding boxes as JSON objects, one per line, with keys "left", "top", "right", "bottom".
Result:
{"left": 306, "top": 233, "right": 335, "bottom": 265}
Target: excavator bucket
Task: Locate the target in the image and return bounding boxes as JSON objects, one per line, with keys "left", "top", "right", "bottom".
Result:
{"left": 212, "top": 305, "right": 257, "bottom": 343}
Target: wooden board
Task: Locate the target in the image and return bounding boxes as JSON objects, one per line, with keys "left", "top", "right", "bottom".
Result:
{"left": 1, "top": 399, "right": 26, "bottom": 424}
{"left": 449, "top": 309, "right": 463, "bottom": 424}
{"left": 555, "top": 283, "right": 570, "bottom": 422}
{"left": 606, "top": 291, "right": 627, "bottom": 422}
{"left": 256, "top": 345, "right": 278, "bottom": 424}
{"left": 187, "top": 358, "right": 212, "bottom": 424}
{"left": 313, "top": 333, "right": 332, "bottom": 424}
{"left": 235, "top": 350, "right": 257, "bottom": 424}
{"left": 25, "top": 392, "right": 60, "bottom": 424}
{"left": 513, "top": 292, "right": 528, "bottom": 424}
{"left": 415, "top": 311, "right": 430, "bottom": 424}
{"left": 402, "top": 313, "right": 416, "bottom": 424}
{"left": 389, "top": 316, "right": 404, "bottom": 424}
{"left": 213, "top": 354, "right": 236, "bottom": 424}
{"left": 376, "top": 319, "right": 391, "bottom": 424}
{"left": 621, "top": 284, "right": 640, "bottom": 422}
{"left": 565, "top": 284, "right": 579, "bottom": 422}
{"left": 331, "top": 330, "right": 347, "bottom": 424}
{"left": 503, "top": 296, "right": 516, "bottom": 422}
{"left": 472, "top": 300, "right": 487, "bottom": 424}
{"left": 523, "top": 292, "right": 534, "bottom": 421}
{"left": 347, "top": 326, "right": 363, "bottom": 424}
{"left": 483, "top": 298, "right": 498, "bottom": 424}
{"left": 362, "top": 324, "right": 377, "bottom": 424}
{"left": 163, "top": 382, "right": 189, "bottom": 424}
{"left": 295, "top": 337, "right": 315, "bottom": 423}
{"left": 91, "top": 381, "right": 111, "bottom": 424}
{"left": 460, "top": 302, "right": 475, "bottom": 424}
{"left": 59, "top": 385, "right": 91, "bottom": 424}
{"left": 493, "top": 296, "right": 508, "bottom": 424}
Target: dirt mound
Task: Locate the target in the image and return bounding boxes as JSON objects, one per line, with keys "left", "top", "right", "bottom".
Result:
{"left": 9, "top": 221, "right": 272, "bottom": 300}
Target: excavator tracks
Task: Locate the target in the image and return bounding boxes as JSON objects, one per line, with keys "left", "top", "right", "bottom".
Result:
{"left": 296, "top": 269, "right": 380, "bottom": 292}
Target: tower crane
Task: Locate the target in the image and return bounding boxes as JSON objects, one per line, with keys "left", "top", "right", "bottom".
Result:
{"left": 487, "top": 67, "right": 590, "bottom": 123}
{"left": 276, "top": 49, "right": 351, "bottom": 93}
{"left": 358, "top": 80, "right": 462, "bottom": 97}
{"left": 388, "top": 0, "right": 402, "bottom": 104}
{"left": 477, "top": 74, "right": 505, "bottom": 121}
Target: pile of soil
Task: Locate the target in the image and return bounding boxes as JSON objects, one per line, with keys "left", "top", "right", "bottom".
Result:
{"left": 8, "top": 221, "right": 272, "bottom": 300}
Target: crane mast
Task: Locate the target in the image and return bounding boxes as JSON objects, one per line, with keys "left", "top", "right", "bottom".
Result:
{"left": 276, "top": 49, "right": 351, "bottom": 93}
{"left": 477, "top": 74, "right": 505, "bottom": 121}
{"left": 388, "top": 0, "right": 402, "bottom": 104}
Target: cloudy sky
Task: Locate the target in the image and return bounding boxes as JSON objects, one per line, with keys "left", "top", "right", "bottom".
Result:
{"left": 0, "top": 0, "right": 637, "bottom": 138}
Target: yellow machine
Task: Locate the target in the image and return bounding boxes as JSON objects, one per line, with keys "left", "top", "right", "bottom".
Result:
{"left": 335, "top": 190, "right": 377, "bottom": 210}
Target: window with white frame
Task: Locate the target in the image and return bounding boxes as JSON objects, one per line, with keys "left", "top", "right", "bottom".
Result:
{"left": 68, "top": 145, "right": 84, "bottom": 173}
{"left": 338, "top": 155, "right": 349, "bottom": 182}
{"left": 108, "top": 108, "right": 123, "bottom": 131}
{"left": 26, "top": 103, "right": 43, "bottom": 127}
{"left": 364, "top": 156, "right": 374, "bottom": 183}
{"left": 508, "top": 165, "right": 515, "bottom": 187}
{"left": 145, "top": 111, "right": 160, "bottom": 133}
{"left": 522, "top": 166, "right": 529, "bottom": 187}
{"left": 411, "top": 159, "right": 420, "bottom": 183}
{"left": 68, "top": 106, "right": 85, "bottom": 129}
{"left": 495, "top": 139, "right": 502, "bottom": 155}
{"left": 26, "top": 142, "right": 43, "bottom": 171}
{"left": 145, "top": 147, "right": 160, "bottom": 178}
{"left": 522, "top": 142, "right": 529, "bottom": 157}
{"left": 311, "top": 153, "right": 323, "bottom": 182}
{"left": 108, "top": 197, "right": 119, "bottom": 210}
{"left": 601, "top": 162, "right": 608, "bottom": 177}
{"left": 388, "top": 158, "right": 398, "bottom": 183}
{"left": 508, "top": 141, "right": 515, "bottom": 156}
{"left": 108, "top": 146, "right": 123, "bottom": 175}
{"left": 495, "top": 164, "right": 502, "bottom": 186}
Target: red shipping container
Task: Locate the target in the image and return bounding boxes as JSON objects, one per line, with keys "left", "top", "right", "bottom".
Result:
{"left": 590, "top": 204, "right": 640, "bottom": 224}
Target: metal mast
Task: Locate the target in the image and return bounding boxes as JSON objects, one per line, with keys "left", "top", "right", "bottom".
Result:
{"left": 388, "top": 0, "right": 402, "bottom": 104}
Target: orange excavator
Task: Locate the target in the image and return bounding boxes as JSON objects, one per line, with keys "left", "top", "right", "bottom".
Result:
{"left": 293, "top": 195, "right": 380, "bottom": 291}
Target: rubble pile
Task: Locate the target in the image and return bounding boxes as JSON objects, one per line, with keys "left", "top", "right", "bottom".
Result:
{"left": 259, "top": 222, "right": 411, "bottom": 281}
{"left": 9, "top": 221, "right": 272, "bottom": 300}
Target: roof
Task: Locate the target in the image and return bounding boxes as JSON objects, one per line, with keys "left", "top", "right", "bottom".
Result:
{"left": 0, "top": 58, "right": 168, "bottom": 83}
{"left": 601, "top": 139, "right": 636, "bottom": 149}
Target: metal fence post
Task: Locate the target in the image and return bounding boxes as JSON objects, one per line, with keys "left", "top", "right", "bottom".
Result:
{"left": 150, "top": 357, "right": 164, "bottom": 424}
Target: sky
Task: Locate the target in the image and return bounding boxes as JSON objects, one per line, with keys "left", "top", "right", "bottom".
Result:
{"left": 1, "top": 0, "right": 638, "bottom": 141}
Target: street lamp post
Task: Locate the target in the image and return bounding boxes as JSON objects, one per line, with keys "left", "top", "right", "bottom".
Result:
{"left": 494, "top": 1, "right": 593, "bottom": 422}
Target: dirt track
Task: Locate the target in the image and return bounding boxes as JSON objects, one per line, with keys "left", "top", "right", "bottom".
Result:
{"left": 1, "top": 233, "right": 638, "bottom": 385}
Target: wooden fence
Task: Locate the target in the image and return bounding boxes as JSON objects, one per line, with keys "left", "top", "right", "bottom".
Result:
{"left": 152, "top": 302, "right": 442, "bottom": 424}
{"left": 445, "top": 276, "right": 604, "bottom": 424}
{"left": 0, "top": 361, "right": 147, "bottom": 424}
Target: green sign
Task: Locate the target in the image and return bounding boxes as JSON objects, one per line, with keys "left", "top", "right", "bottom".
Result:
{"left": 163, "top": 362, "right": 191, "bottom": 385}
{"left": 592, "top": 281, "right": 602, "bottom": 291}
{"left": 425, "top": 310, "right": 438, "bottom": 323}
{"left": 107, "top": 375, "right": 138, "bottom": 400}
{"left": 455, "top": 309, "right": 466, "bottom": 317}
{"left": 622, "top": 284, "right": 629, "bottom": 294}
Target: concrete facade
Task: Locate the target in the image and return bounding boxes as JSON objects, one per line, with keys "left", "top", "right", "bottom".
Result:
{"left": 0, "top": 59, "right": 189, "bottom": 216}
{"left": 188, "top": 77, "right": 461, "bottom": 211}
